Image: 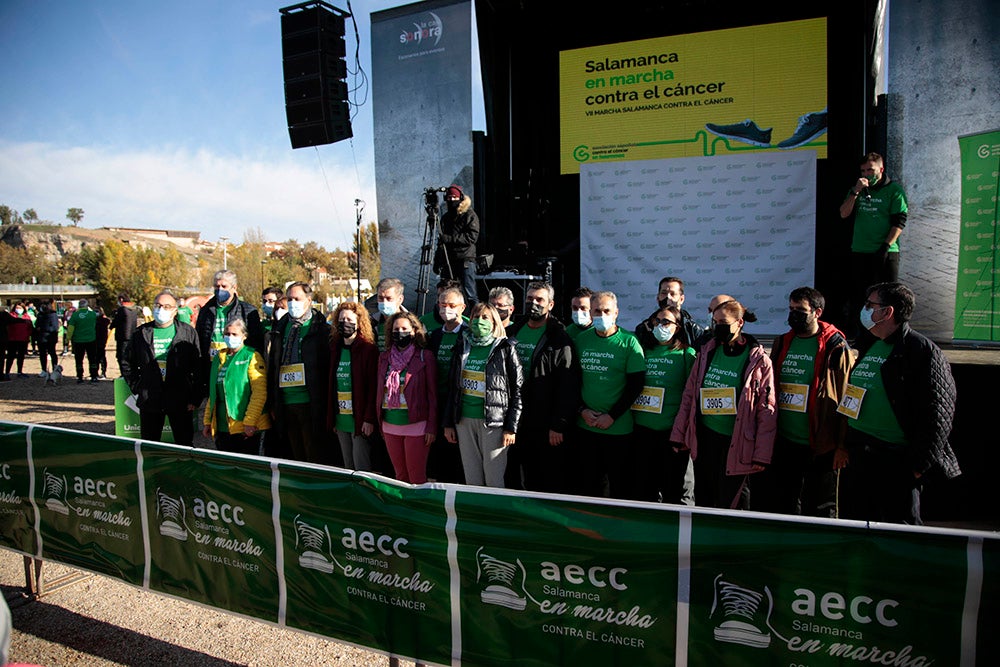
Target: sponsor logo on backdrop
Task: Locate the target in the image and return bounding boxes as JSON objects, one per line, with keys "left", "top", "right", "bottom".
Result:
{"left": 399, "top": 12, "right": 443, "bottom": 47}
{"left": 41, "top": 467, "right": 132, "bottom": 541}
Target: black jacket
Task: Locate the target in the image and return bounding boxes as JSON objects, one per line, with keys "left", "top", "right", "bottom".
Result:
{"left": 110, "top": 304, "right": 139, "bottom": 343}
{"left": 445, "top": 334, "right": 523, "bottom": 432}
{"left": 122, "top": 321, "right": 203, "bottom": 412}
{"left": 266, "top": 309, "right": 331, "bottom": 434}
{"left": 34, "top": 307, "right": 61, "bottom": 345}
{"left": 509, "top": 316, "right": 580, "bottom": 434}
{"left": 854, "top": 323, "right": 960, "bottom": 478}
{"left": 435, "top": 195, "right": 480, "bottom": 272}
{"left": 195, "top": 296, "right": 263, "bottom": 385}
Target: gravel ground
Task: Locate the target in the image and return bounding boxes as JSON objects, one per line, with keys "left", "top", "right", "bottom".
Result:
{"left": 0, "top": 345, "right": 417, "bottom": 666}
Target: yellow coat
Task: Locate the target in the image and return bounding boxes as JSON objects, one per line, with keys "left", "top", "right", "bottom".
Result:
{"left": 204, "top": 348, "right": 272, "bottom": 436}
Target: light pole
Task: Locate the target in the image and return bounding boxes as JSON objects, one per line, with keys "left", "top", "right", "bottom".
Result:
{"left": 219, "top": 236, "right": 229, "bottom": 269}
{"left": 354, "top": 199, "right": 364, "bottom": 303}
{"left": 260, "top": 259, "right": 267, "bottom": 293}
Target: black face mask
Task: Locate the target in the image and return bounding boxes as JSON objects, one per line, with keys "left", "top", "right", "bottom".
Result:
{"left": 391, "top": 331, "right": 413, "bottom": 348}
{"left": 528, "top": 303, "right": 546, "bottom": 321}
{"left": 495, "top": 307, "right": 511, "bottom": 321}
{"left": 658, "top": 297, "right": 680, "bottom": 310}
{"left": 787, "top": 310, "right": 812, "bottom": 334}
{"left": 713, "top": 322, "right": 736, "bottom": 343}
{"left": 338, "top": 321, "right": 357, "bottom": 337}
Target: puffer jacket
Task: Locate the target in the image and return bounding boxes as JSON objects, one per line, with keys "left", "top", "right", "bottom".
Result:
{"left": 670, "top": 333, "right": 777, "bottom": 475}
{"left": 437, "top": 194, "right": 480, "bottom": 263}
{"left": 854, "top": 323, "right": 960, "bottom": 478}
{"left": 445, "top": 334, "right": 523, "bottom": 433}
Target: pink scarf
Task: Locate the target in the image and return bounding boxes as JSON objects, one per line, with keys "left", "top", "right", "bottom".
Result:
{"left": 385, "top": 344, "right": 416, "bottom": 408}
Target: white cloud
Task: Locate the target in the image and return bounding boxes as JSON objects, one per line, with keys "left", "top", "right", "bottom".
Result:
{"left": 0, "top": 140, "right": 374, "bottom": 250}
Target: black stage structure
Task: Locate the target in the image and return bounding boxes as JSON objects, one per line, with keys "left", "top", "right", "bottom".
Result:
{"left": 465, "top": 0, "right": 997, "bottom": 526}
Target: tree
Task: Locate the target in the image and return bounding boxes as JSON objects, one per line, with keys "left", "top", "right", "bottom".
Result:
{"left": 22, "top": 208, "right": 39, "bottom": 222}
{"left": 0, "top": 205, "right": 14, "bottom": 225}
{"left": 66, "top": 208, "right": 84, "bottom": 226}
{"left": 0, "top": 244, "right": 45, "bottom": 282}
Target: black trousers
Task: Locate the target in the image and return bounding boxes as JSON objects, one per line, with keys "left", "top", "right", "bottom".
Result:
{"left": 140, "top": 408, "right": 195, "bottom": 447}
{"left": 693, "top": 423, "right": 749, "bottom": 509}
{"left": 842, "top": 429, "right": 922, "bottom": 525}
{"left": 72, "top": 341, "right": 98, "bottom": 380}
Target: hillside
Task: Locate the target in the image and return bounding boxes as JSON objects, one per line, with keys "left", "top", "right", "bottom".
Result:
{"left": 0, "top": 224, "right": 208, "bottom": 266}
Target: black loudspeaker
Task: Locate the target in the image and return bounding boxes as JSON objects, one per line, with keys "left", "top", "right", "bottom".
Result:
{"left": 280, "top": 2, "right": 352, "bottom": 149}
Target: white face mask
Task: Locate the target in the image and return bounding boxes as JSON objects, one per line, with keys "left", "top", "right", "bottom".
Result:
{"left": 572, "top": 311, "right": 591, "bottom": 327}
{"left": 439, "top": 307, "right": 459, "bottom": 322}
{"left": 274, "top": 308, "right": 288, "bottom": 320}
{"left": 224, "top": 334, "right": 244, "bottom": 350}
{"left": 859, "top": 305, "right": 884, "bottom": 331}
{"left": 153, "top": 307, "right": 174, "bottom": 325}
{"left": 288, "top": 300, "right": 307, "bottom": 319}
{"left": 653, "top": 324, "right": 676, "bottom": 342}
{"left": 593, "top": 314, "right": 615, "bottom": 332}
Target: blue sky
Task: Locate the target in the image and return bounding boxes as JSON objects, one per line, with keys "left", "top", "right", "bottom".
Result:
{"left": 0, "top": 0, "right": 482, "bottom": 249}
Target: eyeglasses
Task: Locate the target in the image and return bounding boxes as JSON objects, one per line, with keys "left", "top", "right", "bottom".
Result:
{"left": 864, "top": 300, "right": 885, "bottom": 309}
{"left": 653, "top": 318, "right": 678, "bottom": 326}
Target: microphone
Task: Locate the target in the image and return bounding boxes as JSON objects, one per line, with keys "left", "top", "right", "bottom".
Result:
{"left": 860, "top": 187, "right": 871, "bottom": 201}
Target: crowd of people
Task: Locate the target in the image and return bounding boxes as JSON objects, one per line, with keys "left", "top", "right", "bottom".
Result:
{"left": 0, "top": 155, "right": 960, "bottom": 525}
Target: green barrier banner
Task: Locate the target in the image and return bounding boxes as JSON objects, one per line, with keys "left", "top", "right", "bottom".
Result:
{"left": 0, "top": 422, "right": 996, "bottom": 666}
{"left": 0, "top": 425, "right": 36, "bottom": 556}
{"left": 955, "top": 129, "right": 1000, "bottom": 341}
{"left": 31, "top": 427, "right": 145, "bottom": 585}
{"left": 453, "top": 491, "right": 679, "bottom": 666}
{"left": 688, "top": 514, "right": 967, "bottom": 666}
{"left": 278, "top": 467, "right": 451, "bottom": 663}
{"left": 142, "top": 446, "right": 279, "bottom": 620}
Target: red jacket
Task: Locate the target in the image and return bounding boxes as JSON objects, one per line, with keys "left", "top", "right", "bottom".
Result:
{"left": 376, "top": 346, "right": 438, "bottom": 435}
{"left": 327, "top": 337, "right": 379, "bottom": 435}
{"left": 6, "top": 313, "right": 32, "bottom": 343}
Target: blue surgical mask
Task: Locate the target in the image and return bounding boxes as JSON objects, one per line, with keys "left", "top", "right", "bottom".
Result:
{"left": 593, "top": 314, "right": 615, "bottom": 332}
{"left": 215, "top": 288, "right": 232, "bottom": 304}
{"left": 653, "top": 324, "right": 676, "bottom": 342}
{"left": 378, "top": 301, "right": 398, "bottom": 317}
{"left": 224, "top": 334, "right": 244, "bottom": 350}
{"left": 153, "top": 307, "right": 174, "bottom": 325}
{"left": 572, "top": 311, "right": 591, "bottom": 327}
{"left": 262, "top": 303, "right": 274, "bottom": 316}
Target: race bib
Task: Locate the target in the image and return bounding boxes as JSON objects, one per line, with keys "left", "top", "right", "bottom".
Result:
{"left": 157, "top": 360, "right": 167, "bottom": 379}
{"left": 279, "top": 363, "right": 306, "bottom": 388}
{"left": 337, "top": 390, "right": 353, "bottom": 414}
{"left": 632, "top": 386, "right": 665, "bottom": 414}
{"left": 836, "top": 384, "right": 867, "bottom": 420}
{"left": 210, "top": 340, "right": 227, "bottom": 357}
{"left": 461, "top": 368, "right": 486, "bottom": 398}
{"left": 778, "top": 382, "right": 809, "bottom": 413}
{"left": 700, "top": 387, "right": 737, "bottom": 415}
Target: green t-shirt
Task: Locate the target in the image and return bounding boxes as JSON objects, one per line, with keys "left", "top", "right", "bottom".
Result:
{"left": 699, "top": 345, "right": 749, "bottom": 437}
{"left": 850, "top": 180, "right": 908, "bottom": 253}
{"left": 777, "top": 335, "right": 819, "bottom": 445}
{"left": 152, "top": 324, "right": 176, "bottom": 379}
{"left": 633, "top": 345, "right": 695, "bottom": 432}
{"left": 68, "top": 308, "right": 97, "bottom": 343}
{"left": 460, "top": 344, "right": 491, "bottom": 419}
{"left": 335, "top": 347, "right": 355, "bottom": 433}
{"left": 212, "top": 301, "right": 233, "bottom": 347}
{"left": 576, "top": 327, "right": 646, "bottom": 435}
{"left": 419, "top": 311, "right": 443, "bottom": 334}
{"left": 847, "top": 339, "right": 906, "bottom": 445}
{"left": 566, "top": 323, "right": 590, "bottom": 341}
{"left": 176, "top": 306, "right": 193, "bottom": 324}
{"left": 383, "top": 370, "right": 410, "bottom": 426}
{"left": 280, "top": 318, "right": 312, "bottom": 406}
{"left": 512, "top": 323, "right": 545, "bottom": 369}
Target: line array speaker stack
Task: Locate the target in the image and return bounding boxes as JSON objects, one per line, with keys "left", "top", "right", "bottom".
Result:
{"left": 280, "top": 1, "right": 352, "bottom": 149}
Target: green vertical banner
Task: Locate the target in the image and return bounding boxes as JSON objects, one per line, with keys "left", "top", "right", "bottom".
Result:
{"left": 0, "top": 423, "right": 37, "bottom": 555}
{"left": 278, "top": 467, "right": 451, "bottom": 665}
{"left": 688, "top": 514, "right": 968, "bottom": 665}
{"left": 114, "top": 377, "right": 177, "bottom": 442}
{"left": 30, "top": 426, "right": 145, "bottom": 584}
{"left": 955, "top": 129, "right": 1000, "bottom": 341}
{"left": 454, "top": 491, "right": 679, "bottom": 667}
{"left": 142, "top": 445, "right": 279, "bottom": 619}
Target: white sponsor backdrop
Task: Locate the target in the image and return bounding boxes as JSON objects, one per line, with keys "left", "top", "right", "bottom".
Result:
{"left": 580, "top": 151, "right": 816, "bottom": 335}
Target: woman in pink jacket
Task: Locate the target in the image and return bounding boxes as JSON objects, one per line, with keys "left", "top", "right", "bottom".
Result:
{"left": 670, "top": 298, "right": 776, "bottom": 509}
{"left": 376, "top": 311, "right": 438, "bottom": 484}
